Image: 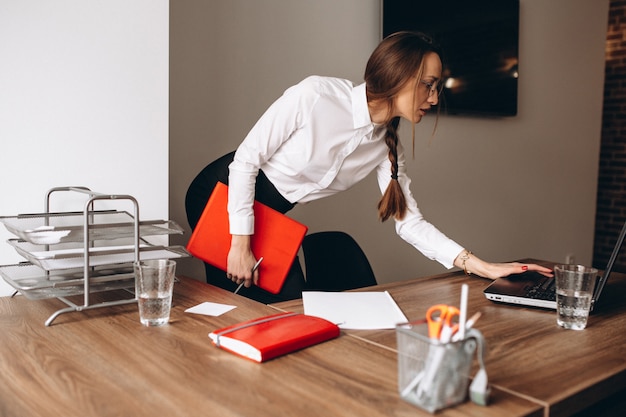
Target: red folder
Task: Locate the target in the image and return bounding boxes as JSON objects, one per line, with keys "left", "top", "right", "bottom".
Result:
{"left": 208, "top": 312, "right": 340, "bottom": 362}
{"left": 186, "top": 182, "right": 308, "bottom": 294}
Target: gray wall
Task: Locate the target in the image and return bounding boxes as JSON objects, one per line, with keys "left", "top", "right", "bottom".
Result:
{"left": 170, "top": 0, "right": 609, "bottom": 284}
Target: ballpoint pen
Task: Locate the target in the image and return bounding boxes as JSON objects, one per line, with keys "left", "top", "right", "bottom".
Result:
{"left": 451, "top": 311, "right": 481, "bottom": 342}
{"left": 234, "top": 257, "right": 264, "bottom": 294}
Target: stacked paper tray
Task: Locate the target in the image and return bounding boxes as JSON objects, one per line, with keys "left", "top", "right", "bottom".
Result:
{"left": 0, "top": 263, "right": 136, "bottom": 300}
{"left": 0, "top": 210, "right": 183, "bottom": 245}
{"left": 7, "top": 239, "right": 189, "bottom": 271}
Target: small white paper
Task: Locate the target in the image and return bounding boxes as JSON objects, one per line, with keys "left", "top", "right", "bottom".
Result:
{"left": 185, "top": 302, "right": 236, "bottom": 316}
{"left": 302, "top": 291, "right": 408, "bottom": 330}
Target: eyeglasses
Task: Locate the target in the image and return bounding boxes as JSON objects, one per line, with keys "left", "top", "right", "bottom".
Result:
{"left": 420, "top": 79, "right": 444, "bottom": 97}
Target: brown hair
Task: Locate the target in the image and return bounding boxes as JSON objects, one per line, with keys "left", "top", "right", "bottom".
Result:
{"left": 365, "top": 31, "right": 442, "bottom": 222}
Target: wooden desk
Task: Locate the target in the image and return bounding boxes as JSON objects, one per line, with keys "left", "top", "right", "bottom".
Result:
{"left": 0, "top": 276, "right": 542, "bottom": 417}
{"left": 273, "top": 261, "right": 626, "bottom": 417}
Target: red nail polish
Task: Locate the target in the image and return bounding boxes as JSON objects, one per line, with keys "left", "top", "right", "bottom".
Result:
{"left": 522, "top": 265, "right": 528, "bottom": 271}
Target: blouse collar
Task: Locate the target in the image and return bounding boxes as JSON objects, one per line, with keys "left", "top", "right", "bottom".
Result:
{"left": 351, "top": 82, "right": 375, "bottom": 130}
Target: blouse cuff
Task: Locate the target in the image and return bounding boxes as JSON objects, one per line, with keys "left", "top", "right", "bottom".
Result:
{"left": 229, "top": 214, "right": 255, "bottom": 236}
{"left": 436, "top": 241, "right": 465, "bottom": 269}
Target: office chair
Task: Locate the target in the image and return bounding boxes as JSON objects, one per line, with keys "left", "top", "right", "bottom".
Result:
{"left": 301, "top": 231, "right": 377, "bottom": 291}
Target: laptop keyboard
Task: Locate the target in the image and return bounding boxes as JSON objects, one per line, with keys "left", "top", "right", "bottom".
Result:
{"left": 525, "top": 277, "right": 556, "bottom": 301}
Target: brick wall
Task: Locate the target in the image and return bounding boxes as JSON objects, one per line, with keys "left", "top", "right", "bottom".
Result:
{"left": 593, "top": 0, "right": 626, "bottom": 272}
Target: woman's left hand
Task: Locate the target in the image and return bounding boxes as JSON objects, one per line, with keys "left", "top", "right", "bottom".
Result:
{"left": 481, "top": 261, "right": 554, "bottom": 280}
{"left": 455, "top": 250, "right": 554, "bottom": 280}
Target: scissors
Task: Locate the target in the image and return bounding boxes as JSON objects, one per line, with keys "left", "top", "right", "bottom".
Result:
{"left": 426, "top": 304, "right": 460, "bottom": 341}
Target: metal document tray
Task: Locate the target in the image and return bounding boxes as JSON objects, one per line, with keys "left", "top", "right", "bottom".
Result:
{"left": 8, "top": 239, "right": 190, "bottom": 271}
{"left": 0, "top": 210, "right": 183, "bottom": 245}
{"left": 0, "top": 263, "right": 135, "bottom": 300}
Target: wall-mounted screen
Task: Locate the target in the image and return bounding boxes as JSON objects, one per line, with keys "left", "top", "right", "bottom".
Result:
{"left": 382, "top": 0, "right": 520, "bottom": 117}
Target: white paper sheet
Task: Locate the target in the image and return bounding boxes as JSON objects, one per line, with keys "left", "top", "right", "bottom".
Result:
{"left": 185, "top": 302, "right": 236, "bottom": 316}
{"left": 302, "top": 291, "right": 408, "bottom": 330}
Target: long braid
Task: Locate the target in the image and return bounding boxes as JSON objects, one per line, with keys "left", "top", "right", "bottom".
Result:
{"left": 377, "top": 117, "right": 407, "bottom": 221}
{"left": 366, "top": 31, "right": 443, "bottom": 222}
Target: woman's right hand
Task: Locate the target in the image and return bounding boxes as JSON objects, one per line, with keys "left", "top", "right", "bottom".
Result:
{"left": 227, "top": 235, "right": 260, "bottom": 288}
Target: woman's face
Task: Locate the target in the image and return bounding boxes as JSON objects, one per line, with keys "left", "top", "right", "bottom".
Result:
{"left": 393, "top": 52, "right": 442, "bottom": 124}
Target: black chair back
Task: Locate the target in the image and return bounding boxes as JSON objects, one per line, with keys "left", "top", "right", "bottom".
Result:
{"left": 302, "top": 231, "right": 377, "bottom": 291}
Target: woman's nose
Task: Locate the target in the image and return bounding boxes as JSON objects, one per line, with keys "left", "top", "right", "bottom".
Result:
{"left": 428, "top": 93, "right": 439, "bottom": 106}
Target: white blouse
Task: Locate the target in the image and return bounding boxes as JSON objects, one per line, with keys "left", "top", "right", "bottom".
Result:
{"left": 228, "top": 76, "right": 463, "bottom": 268}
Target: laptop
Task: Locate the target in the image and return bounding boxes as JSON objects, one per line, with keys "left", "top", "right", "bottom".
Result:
{"left": 483, "top": 220, "right": 626, "bottom": 311}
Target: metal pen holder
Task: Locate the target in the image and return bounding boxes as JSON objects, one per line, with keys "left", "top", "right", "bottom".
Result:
{"left": 396, "top": 322, "right": 488, "bottom": 413}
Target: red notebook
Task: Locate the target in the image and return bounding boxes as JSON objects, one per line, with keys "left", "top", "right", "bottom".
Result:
{"left": 208, "top": 312, "right": 340, "bottom": 362}
{"left": 186, "top": 182, "right": 308, "bottom": 294}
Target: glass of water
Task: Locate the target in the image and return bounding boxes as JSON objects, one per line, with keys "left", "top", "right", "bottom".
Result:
{"left": 134, "top": 259, "right": 177, "bottom": 326}
{"left": 554, "top": 264, "right": 597, "bottom": 330}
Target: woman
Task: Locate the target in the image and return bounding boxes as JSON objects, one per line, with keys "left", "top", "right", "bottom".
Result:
{"left": 186, "top": 31, "right": 552, "bottom": 303}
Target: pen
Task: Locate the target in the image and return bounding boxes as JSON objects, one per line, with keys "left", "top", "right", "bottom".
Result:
{"left": 234, "top": 257, "right": 263, "bottom": 294}
{"left": 465, "top": 311, "right": 482, "bottom": 329}
{"left": 452, "top": 311, "right": 482, "bottom": 342}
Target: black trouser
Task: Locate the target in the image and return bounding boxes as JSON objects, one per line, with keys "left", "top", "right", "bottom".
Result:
{"left": 185, "top": 151, "right": 305, "bottom": 304}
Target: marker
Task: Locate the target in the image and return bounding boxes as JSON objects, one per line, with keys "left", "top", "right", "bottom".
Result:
{"left": 458, "top": 284, "right": 469, "bottom": 340}
{"left": 234, "top": 257, "right": 263, "bottom": 294}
